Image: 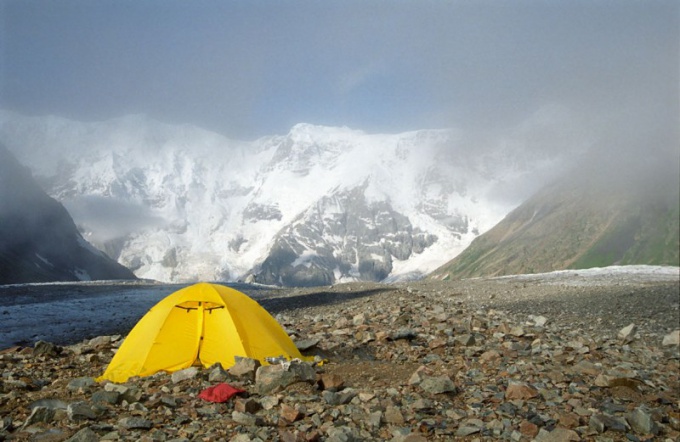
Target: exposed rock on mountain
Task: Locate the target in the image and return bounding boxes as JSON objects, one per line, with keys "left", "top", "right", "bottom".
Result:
{"left": 0, "top": 145, "right": 136, "bottom": 284}
{"left": 430, "top": 157, "right": 680, "bottom": 280}
{"left": 253, "top": 184, "right": 438, "bottom": 286}
{"left": 0, "top": 111, "right": 562, "bottom": 285}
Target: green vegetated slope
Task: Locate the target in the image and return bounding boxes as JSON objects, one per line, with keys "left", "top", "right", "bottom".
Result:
{"left": 430, "top": 170, "right": 679, "bottom": 280}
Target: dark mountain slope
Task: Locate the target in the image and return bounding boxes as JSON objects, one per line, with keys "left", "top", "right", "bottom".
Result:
{"left": 430, "top": 156, "right": 679, "bottom": 280}
{"left": 0, "top": 145, "right": 136, "bottom": 284}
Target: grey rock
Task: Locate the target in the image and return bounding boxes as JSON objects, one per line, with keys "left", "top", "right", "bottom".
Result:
{"left": 67, "top": 377, "right": 96, "bottom": 391}
{"left": 160, "top": 395, "right": 178, "bottom": 408}
{"left": 255, "top": 360, "right": 316, "bottom": 394}
{"left": 88, "top": 336, "right": 111, "bottom": 347}
{"left": 65, "top": 427, "right": 99, "bottom": 442}
{"left": 322, "top": 388, "right": 357, "bottom": 405}
{"left": 662, "top": 329, "right": 680, "bottom": 346}
{"left": 67, "top": 401, "right": 97, "bottom": 421}
{"left": 626, "top": 407, "right": 659, "bottom": 435}
{"left": 229, "top": 356, "right": 261, "bottom": 380}
{"left": 455, "top": 426, "right": 481, "bottom": 437}
{"left": 92, "top": 390, "right": 121, "bottom": 405}
{"left": 618, "top": 323, "right": 637, "bottom": 342}
{"left": 33, "top": 340, "right": 59, "bottom": 357}
{"left": 366, "top": 411, "right": 382, "bottom": 430}
{"left": 419, "top": 375, "right": 457, "bottom": 394}
{"left": 390, "top": 328, "right": 418, "bottom": 340}
{"left": 384, "top": 406, "right": 405, "bottom": 425}
{"left": 171, "top": 366, "right": 199, "bottom": 383}
{"left": 22, "top": 406, "right": 55, "bottom": 427}
{"left": 589, "top": 413, "right": 628, "bottom": 433}
{"left": 29, "top": 398, "right": 68, "bottom": 410}
{"left": 104, "top": 383, "right": 142, "bottom": 403}
{"left": 454, "top": 334, "right": 475, "bottom": 346}
{"left": 326, "top": 425, "right": 357, "bottom": 442}
{"left": 232, "top": 411, "right": 261, "bottom": 426}
{"left": 294, "top": 338, "right": 320, "bottom": 351}
{"left": 118, "top": 417, "right": 153, "bottom": 430}
{"left": 529, "top": 315, "right": 549, "bottom": 327}
{"left": 208, "top": 364, "right": 229, "bottom": 382}
{"left": 411, "top": 398, "right": 434, "bottom": 411}
{"left": 534, "top": 427, "right": 580, "bottom": 442}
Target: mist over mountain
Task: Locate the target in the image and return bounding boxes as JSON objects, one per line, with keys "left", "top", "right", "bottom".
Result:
{"left": 430, "top": 147, "right": 680, "bottom": 280}
{"left": 0, "top": 111, "right": 570, "bottom": 285}
{"left": 0, "top": 144, "right": 137, "bottom": 284}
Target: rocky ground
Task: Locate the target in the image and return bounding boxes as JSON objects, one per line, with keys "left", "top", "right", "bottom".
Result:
{"left": 1, "top": 273, "right": 679, "bottom": 442}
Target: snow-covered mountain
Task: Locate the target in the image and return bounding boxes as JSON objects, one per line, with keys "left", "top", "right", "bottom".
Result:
{"left": 0, "top": 110, "right": 564, "bottom": 285}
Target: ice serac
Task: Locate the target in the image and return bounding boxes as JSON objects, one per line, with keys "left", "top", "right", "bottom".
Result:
{"left": 0, "top": 144, "right": 137, "bottom": 284}
{"left": 0, "top": 111, "right": 561, "bottom": 285}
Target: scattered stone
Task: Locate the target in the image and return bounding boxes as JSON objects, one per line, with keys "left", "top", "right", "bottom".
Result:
{"left": 88, "top": 336, "right": 111, "bottom": 347}
{"left": 65, "top": 427, "right": 99, "bottom": 442}
{"left": 529, "top": 315, "right": 548, "bottom": 327}
{"left": 33, "top": 340, "right": 59, "bottom": 357}
{"left": 505, "top": 381, "right": 539, "bottom": 400}
{"left": 1, "top": 277, "right": 678, "bottom": 442}
{"left": 419, "top": 375, "right": 457, "bottom": 394}
{"left": 171, "top": 367, "right": 199, "bottom": 383}
{"left": 454, "top": 334, "right": 475, "bottom": 346}
{"left": 319, "top": 373, "right": 344, "bottom": 391}
{"left": 255, "top": 361, "right": 315, "bottom": 394}
{"left": 389, "top": 328, "right": 417, "bottom": 340}
{"left": 280, "top": 403, "right": 303, "bottom": 423}
{"left": 625, "top": 407, "right": 659, "bottom": 435}
{"left": 29, "top": 398, "right": 68, "bottom": 411}
{"left": 618, "top": 323, "right": 637, "bottom": 342}
{"left": 519, "top": 420, "right": 539, "bottom": 438}
{"left": 322, "top": 388, "right": 357, "bottom": 405}
{"left": 104, "top": 383, "right": 142, "bottom": 403}
{"left": 534, "top": 427, "right": 580, "bottom": 441}
{"left": 326, "top": 425, "right": 357, "bottom": 442}
{"left": 662, "top": 329, "right": 680, "bottom": 346}
{"left": 589, "top": 413, "right": 629, "bottom": 433}
{"left": 455, "top": 425, "right": 481, "bottom": 437}
{"left": 208, "top": 364, "right": 229, "bottom": 382}
{"left": 384, "top": 406, "right": 405, "bottom": 425}
{"left": 295, "top": 338, "right": 320, "bottom": 351}
{"left": 232, "top": 411, "right": 261, "bottom": 426}
{"left": 229, "top": 356, "right": 261, "bottom": 380}
{"left": 118, "top": 416, "right": 153, "bottom": 430}
{"left": 234, "top": 398, "right": 262, "bottom": 414}
{"left": 22, "top": 406, "right": 55, "bottom": 428}
{"left": 67, "top": 401, "right": 97, "bottom": 421}
{"left": 67, "top": 376, "right": 96, "bottom": 391}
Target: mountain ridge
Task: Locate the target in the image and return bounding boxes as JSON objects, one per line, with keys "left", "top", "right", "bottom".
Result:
{"left": 0, "top": 111, "right": 566, "bottom": 285}
{"left": 0, "top": 144, "right": 137, "bottom": 284}
{"left": 429, "top": 164, "right": 680, "bottom": 280}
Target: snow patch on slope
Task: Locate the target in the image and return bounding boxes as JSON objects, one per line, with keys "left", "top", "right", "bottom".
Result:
{"left": 0, "top": 110, "right": 564, "bottom": 284}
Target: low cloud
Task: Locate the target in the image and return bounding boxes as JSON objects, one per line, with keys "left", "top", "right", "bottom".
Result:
{"left": 63, "top": 196, "right": 166, "bottom": 243}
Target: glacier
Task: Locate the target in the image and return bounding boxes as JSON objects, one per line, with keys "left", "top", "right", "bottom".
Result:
{"left": 0, "top": 110, "right": 565, "bottom": 285}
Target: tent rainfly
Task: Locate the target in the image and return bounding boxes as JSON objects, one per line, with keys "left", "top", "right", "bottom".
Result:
{"left": 98, "top": 282, "right": 307, "bottom": 383}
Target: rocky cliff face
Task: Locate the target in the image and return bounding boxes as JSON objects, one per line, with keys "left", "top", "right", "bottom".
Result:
{"left": 0, "top": 145, "right": 136, "bottom": 284}
{"left": 254, "top": 184, "right": 437, "bottom": 286}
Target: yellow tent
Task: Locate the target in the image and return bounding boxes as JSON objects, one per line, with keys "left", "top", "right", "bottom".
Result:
{"left": 98, "top": 282, "right": 306, "bottom": 383}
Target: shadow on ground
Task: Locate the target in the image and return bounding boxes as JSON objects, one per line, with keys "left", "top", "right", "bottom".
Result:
{"left": 260, "top": 287, "right": 395, "bottom": 314}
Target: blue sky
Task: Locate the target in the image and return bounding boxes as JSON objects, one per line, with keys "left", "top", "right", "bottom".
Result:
{"left": 1, "top": 0, "right": 678, "bottom": 143}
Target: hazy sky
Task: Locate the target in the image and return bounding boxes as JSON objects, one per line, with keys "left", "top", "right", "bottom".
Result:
{"left": 1, "top": 0, "right": 678, "bottom": 143}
